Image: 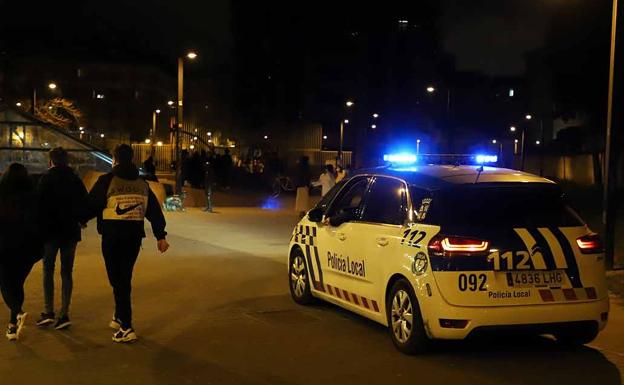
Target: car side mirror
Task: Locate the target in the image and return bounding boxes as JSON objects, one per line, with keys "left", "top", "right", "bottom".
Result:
{"left": 308, "top": 207, "right": 324, "bottom": 223}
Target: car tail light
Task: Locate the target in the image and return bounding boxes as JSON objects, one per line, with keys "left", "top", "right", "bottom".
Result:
{"left": 576, "top": 233, "right": 603, "bottom": 254}
{"left": 428, "top": 235, "right": 489, "bottom": 256}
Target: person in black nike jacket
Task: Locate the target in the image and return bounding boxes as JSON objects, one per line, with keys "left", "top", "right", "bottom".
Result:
{"left": 84, "top": 144, "right": 169, "bottom": 343}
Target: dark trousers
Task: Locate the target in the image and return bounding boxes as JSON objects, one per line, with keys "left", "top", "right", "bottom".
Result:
{"left": 43, "top": 240, "right": 77, "bottom": 316}
{"left": 101, "top": 236, "right": 142, "bottom": 329}
{"left": 0, "top": 259, "right": 35, "bottom": 324}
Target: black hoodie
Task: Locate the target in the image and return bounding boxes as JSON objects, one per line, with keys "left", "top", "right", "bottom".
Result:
{"left": 85, "top": 163, "right": 167, "bottom": 240}
{"left": 37, "top": 165, "right": 88, "bottom": 242}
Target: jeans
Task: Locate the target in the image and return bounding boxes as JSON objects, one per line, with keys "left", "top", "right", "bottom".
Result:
{"left": 102, "top": 236, "right": 142, "bottom": 329}
{"left": 43, "top": 240, "right": 77, "bottom": 317}
{"left": 204, "top": 184, "right": 213, "bottom": 212}
{"left": 0, "top": 259, "right": 35, "bottom": 324}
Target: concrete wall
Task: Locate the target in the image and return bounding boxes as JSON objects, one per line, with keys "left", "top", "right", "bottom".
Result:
{"left": 518, "top": 154, "right": 597, "bottom": 185}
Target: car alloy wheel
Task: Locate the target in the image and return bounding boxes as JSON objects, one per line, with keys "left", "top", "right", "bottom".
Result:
{"left": 391, "top": 289, "right": 413, "bottom": 343}
{"left": 291, "top": 254, "right": 307, "bottom": 298}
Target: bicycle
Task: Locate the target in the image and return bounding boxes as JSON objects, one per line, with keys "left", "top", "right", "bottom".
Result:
{"left": 272, "top": 175, "right": 295, "bottom": 197}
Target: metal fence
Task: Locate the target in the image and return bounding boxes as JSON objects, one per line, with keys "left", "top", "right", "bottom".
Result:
{"left": 132, "top": 143, "right": 174, "bottom": 172}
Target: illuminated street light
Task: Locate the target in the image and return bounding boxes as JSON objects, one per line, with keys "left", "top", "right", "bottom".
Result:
{"left": 535, "top": 140, "right": 541, "bottom": 145}
{"left": 510, "top": 125, "right": 516, "bottom": 132}
{"left": 345, "top": 100, "right": 354, "bottom": 107}
{"left": 167, "top": 100, "right": 174, "bottom": 106}
{"left": 417, "top": 139, "right": 421, "bottom": 143}
{"left": 372, "top": 113, "right": 379, "bottom": 118}
{"left": 492, "top": 139, "right": 497, "bottom": 144}
{"left": 79, "top": 126, "right": 84, "bottom": 131}
{"left": 207, "top": 132, "right": 212, "bottom": 136}
{"left": 155, "top": 109, "right": 161, "bottom": 114}
{"left": 371, "top": 124, "right": 377, "bottom": 129}
{"left": 157, "top": 141, "right": 163, "bottom": 146}
{"left": 15, "top": 102, "right": 22, "bottom": 107}
{"left": 189, "top": 144, "right": 195, "bottom": 150}
{"left": 525, "top": 114, "right": 532, "bottom": 120}
{"left": 343, "top": 119, "right": 349, "bottom": 124}
{"left": 175, "top": 50, "right": 199, "bottom": 194}
{"left": 514, "top": 139, "right": 519, "bottom": 143}
{"left": 145, "top": 139, "right": 151, "bottom": 144}
{"left": 264, "top": 135, "right": 268, "bottom": 139}
{"left": 48, "top": 82, "right": 57, "bottom": 90}
{"left": 100, "top": 133, "right": 105, "bottom": 138}
{"left": 426, "top": 86, "right": 435, "bottom": 93}
{"left": 208, "top": 139, "right": 213, "bottom": 143}
{"left": 323, "top": 135, "right": 328, "bottom": 140}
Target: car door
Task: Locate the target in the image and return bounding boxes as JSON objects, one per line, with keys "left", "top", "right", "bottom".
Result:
{"left": 341, "top": 176, "right": 410, "bottom": 315}
{"left": 319, "top": 176, "right": 372, "bottom": 303}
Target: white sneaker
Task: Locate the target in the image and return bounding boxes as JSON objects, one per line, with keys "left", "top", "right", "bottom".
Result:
{"left": 16, "top": 313, "right": 27, "bottom": 339}
{"left": 5, "top": 325, "right": 17, "bottom": 341}
{"left": 112, "top": 327, "right": 138, "bottom": 343}
{"left": 109, "top": 318, "right": 121, "bottom": 330}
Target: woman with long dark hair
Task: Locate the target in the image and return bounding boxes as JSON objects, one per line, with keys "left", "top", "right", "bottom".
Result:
{"left": 0, "top": 163, "right": 43, "bottom": 341}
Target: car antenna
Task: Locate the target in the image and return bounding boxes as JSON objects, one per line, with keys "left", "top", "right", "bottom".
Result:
{"left": 474, "top": 165, "right": 484, "bottom": 184}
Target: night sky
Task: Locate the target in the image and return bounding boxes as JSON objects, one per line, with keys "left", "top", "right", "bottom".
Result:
{"left": 0, "top": 0, "right": 568, "bottom": 76}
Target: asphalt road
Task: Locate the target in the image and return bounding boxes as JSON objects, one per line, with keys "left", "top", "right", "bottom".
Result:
{"left": 0, "top": 206, "right": 622, "bottom": 385}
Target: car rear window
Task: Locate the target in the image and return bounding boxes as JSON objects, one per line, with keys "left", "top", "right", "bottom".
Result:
{"left": 413, "top": 183, "right": 584, "bottom": 227}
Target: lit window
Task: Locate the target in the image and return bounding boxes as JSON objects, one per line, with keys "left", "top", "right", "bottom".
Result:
{"left": 509, "top": 88, "right": 515, "bottom": 97}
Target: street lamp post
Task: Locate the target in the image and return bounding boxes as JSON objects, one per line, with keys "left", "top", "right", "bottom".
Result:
{"left": 339, "top": 119, "right": 349, "bottom": 165}
{"left": 151, "top": 109, "right": 160, "bottom": 156}
{"left": 603, "top": 0, "right": 619, "bottom": 269}
{"left": 338, "top": 100, "right": 354, "bottom": 166}
{"left": 175, "top": 51, "right": 197, "bottom": 194}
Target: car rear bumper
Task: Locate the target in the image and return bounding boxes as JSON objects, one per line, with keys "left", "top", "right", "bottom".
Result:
{"left": 424, "top": 297, "right": 609, "bottom": 340}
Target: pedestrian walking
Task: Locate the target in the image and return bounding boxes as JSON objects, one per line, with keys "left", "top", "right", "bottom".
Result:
{"left": 312, "top": 164, "right": 336, "bottom": 196}
{"left": 0, "top": 163, "right": 43, "bottom": 341}
{"left": 335, "top": 165, "right": 347, "bottom": 183}
{"left": 35, "top": 147, "right": 88, "bottom": 330}
{"left": 84, "top": 144, "right": 169, "bottom": 343}
{"left": 203, "top": 156, "right": 216, "bottom": 213}
{"left": 222, "top": 149, "right": 233, "bottom": 189}
{"left": 142, "top": 156, "right": 158, "bottom": 182}
{"left": 294, "top": 156, "right": 311, "bottom": 217}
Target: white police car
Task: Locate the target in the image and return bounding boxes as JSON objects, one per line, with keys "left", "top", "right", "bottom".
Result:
{"left": 288, "top": 161, "right": 608, "bottom": 354}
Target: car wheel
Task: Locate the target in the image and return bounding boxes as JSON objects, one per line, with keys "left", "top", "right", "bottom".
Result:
{"left": 387, "top": 279, "right": 429, "bottom": 354}
{"left": 554, "top": 323, "right": 599, "bottom": 346}
{"left": 289, "top": 248, "right": 315, "bottom": 305}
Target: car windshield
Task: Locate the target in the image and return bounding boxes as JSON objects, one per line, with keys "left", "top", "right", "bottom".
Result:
{"left": 414, "top": 183, "right": 584, "bottom": 228}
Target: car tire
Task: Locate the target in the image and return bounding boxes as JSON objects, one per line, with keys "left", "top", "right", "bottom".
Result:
{"left": 289, "top": 248, "right": 315, "bottom": 305}
{"left": 554, "top": 323, "right": 599, "bottom": 346}
{"left": 386, "top": 279, "right": 429, "bottom": 354}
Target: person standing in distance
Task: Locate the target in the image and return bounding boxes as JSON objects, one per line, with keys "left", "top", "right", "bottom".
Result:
{"left": 36, "top": 147, "right": 88, "bottom": 330}
{"left": 84, "top": 144, "right": 169, "bottom": 343}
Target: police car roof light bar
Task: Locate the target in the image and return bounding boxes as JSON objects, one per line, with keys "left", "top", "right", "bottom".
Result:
{"left": 384, "top": 153, "right": 498, "bottom": 166}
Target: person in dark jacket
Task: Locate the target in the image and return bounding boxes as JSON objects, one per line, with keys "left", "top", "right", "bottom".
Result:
{"left": 35, "top": 147, "right": 88, "bottom": 330}
{"left": 142, "top": 156, "right": 158, "bottom": 182}
{"left": 0, "top": 163, "right": 43, "bottom": 341}
{"left": 84, "top": 144, "right": 169, "bottom": 343}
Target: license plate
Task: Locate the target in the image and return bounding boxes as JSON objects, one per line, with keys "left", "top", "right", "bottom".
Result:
{"left": 506, "top": 271, "right": 564, "bottom": 288}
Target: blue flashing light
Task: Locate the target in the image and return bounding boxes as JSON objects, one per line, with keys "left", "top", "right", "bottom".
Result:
{"left": 383, "top": 153, "right": 417, "bottom": 164}
{"left": 475, "top": 154, "right": 498, "bottom": 164}
{"left": 260, "top": 196, "right": 281, "bottom": 210}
